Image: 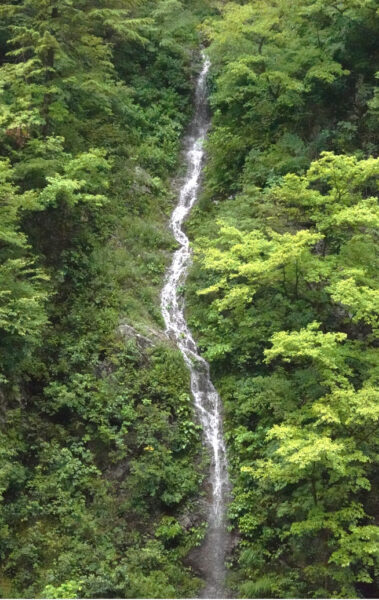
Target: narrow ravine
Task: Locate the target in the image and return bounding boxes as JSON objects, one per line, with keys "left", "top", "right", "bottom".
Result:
{"left": 161, "top": 54, "right": 231, "bottom": 599}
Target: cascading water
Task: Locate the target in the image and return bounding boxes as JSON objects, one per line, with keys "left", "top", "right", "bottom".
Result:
{"left": 161, "top": 54, "right": 231, "bottom": 599}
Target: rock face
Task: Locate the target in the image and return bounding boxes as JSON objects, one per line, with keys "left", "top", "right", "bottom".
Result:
{"left": 117, "top": 322, "right": 154, "bottom": 350}
{"left": 118, "top": 321, "right": 170, "bottom": 349}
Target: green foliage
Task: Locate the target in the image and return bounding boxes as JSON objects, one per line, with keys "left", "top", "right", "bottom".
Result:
{"left": 201, "top": 0, "right": 379, "bottom": 195}
{"left": 42, "top": 580, "right": 83, "bottom": 599}
{"left": 0, "top": 0, "right": 210, "bottom": 597}
{"left": 187, "top": 1, "right": 379, "bottom": 596}
{"left": 189, "top": 153, "right": 379, "bottom": 596}
{"left": 0, "top": 158, "right": 48, "bottom": 380}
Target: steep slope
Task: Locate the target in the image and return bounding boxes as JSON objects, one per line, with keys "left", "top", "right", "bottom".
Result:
{"left": 0, "top": 1, "right": 214, "bottom": 597}
{"left": 187, "top": 1, "right": 379, "bottom": 598}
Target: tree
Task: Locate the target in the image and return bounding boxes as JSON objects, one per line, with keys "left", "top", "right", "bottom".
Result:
{"left": 0, "top": 158, "right": 47, "bottom": 380}
{"left": 190, "top": 148, "right": 379, "bottom": 595}
{"left": 0, "top": 0, "right": 146, "bottom": 140}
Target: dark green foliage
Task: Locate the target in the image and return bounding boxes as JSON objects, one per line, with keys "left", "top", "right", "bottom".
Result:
{"left": 0, "top": 0, "right": 212, "bottom": 597}
{"left": 1, "top": 341, "right": 203, "bottom": 598}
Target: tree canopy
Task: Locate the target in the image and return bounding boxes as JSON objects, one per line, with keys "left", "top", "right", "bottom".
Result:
{"left": 187, "top": 0, "right": 379, "bottom": 597}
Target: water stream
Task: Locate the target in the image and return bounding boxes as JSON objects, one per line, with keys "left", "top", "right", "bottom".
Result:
{"left": 161, "top": 54, "right": 231, "bottom": 599}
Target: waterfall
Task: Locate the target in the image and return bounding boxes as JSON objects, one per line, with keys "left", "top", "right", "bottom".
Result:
{"left": 161, "top": 53, "right": 231, "bottom": 599}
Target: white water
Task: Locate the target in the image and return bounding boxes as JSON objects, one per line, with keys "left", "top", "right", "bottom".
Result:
{"left": 161, "top": 54, "right": 231, "bottom": 598}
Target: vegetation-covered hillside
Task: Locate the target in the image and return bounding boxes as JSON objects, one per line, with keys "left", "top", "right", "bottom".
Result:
{"left": 1, "top": 0, "right": 378, "bottom": 598}
{"left": 0, "top": 1, "right": 214, "bottom": 597}
{"left": 187, "top": 0, "right": 379, "bottom": 598}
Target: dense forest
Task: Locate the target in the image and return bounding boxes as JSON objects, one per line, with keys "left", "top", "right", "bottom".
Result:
{"left": 187, "top": 0, "right": 379, "bottom": 598}
{"left": 0, "top": 0, "right": 378, "bottom": 599}
{"left": 0, "top": 1, "right": 213, "bottom": 597}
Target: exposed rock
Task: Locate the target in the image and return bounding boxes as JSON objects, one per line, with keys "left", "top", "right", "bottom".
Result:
{"left": 118, "top": 322, "right": 154, "bottom": 350}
